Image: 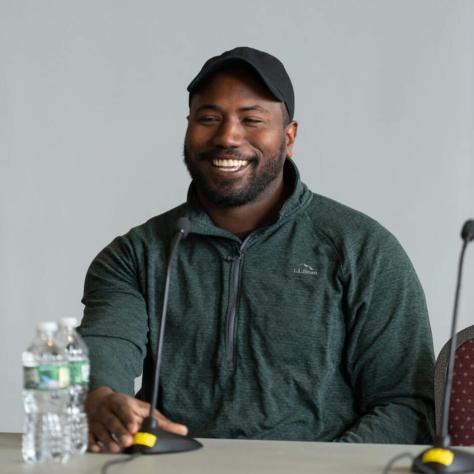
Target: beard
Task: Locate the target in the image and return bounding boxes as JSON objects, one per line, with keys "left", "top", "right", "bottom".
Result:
{"left": 183, "top": 139, "right": 287, "bottom": 208}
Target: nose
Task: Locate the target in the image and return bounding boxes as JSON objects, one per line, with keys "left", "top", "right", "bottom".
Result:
{"left": 212, "top": 118, "right": 244, "bottom": 148}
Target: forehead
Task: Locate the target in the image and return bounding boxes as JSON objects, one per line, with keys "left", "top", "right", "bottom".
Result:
{"left": 190, "top": 68, "right": 281, "bottom": 109}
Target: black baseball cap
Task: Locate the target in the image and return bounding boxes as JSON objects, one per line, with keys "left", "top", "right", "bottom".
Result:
{"left": 187, "top": 46, "right": 295, "bottom": 121}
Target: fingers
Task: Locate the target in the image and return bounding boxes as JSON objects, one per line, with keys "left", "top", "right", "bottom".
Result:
{"left": 88, "top": 431, "right": 101, "bottom": 453}
{"left": 89, "top": 421, "right": 122, "bottom": 453}
{"left": 109, "top": 394, "right": 149, "bottom": 433}
{"left": 108, "top": 396, "right": 189, "bottom": 437}
{"left": 86, "top": 388, "right": 140, "bottom": 453}
{"left": 154, "top": 410, "right": 189, "bottom": 436}
{"left": 102, "top": 411, "right": 134, "bottom": 447}
{"left": 85, "top": 387, "right": 189, "bottom": 453}
{"left": 131, "top": 397, "right": 155, "bottom": 417}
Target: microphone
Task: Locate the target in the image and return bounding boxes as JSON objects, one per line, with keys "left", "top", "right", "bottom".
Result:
{"left": 126, "top": 217, "right": 202, "bottom": 455}
{"left": 412, "top": 220, "right": 474, "bottom": 473}
{"left": 461, "top": 220, "right": 474, "bottom": 242}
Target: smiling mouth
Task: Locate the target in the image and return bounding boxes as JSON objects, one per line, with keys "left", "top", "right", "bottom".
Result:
{"left": 211, "top": 159, "right": 251, "bottom": 172}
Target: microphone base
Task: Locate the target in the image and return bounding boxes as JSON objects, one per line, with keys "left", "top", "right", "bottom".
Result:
{"left": 124, "top": 417, "right": 202, "bottom": 455}
{"left": 412, "top": 447, "right": 474, "bottom": 473}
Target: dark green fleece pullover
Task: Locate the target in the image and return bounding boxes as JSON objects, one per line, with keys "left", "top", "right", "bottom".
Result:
{"left": 80, "top": 160, "right": 435, "bottom": 443}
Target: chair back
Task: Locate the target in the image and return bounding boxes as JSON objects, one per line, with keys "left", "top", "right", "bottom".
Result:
{"left": 435, "top": 325, "right": 474, "bottom": 446}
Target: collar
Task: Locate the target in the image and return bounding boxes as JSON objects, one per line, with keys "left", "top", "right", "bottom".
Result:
{"left": 183, "top": 158, "right": 312, "bottom": 239}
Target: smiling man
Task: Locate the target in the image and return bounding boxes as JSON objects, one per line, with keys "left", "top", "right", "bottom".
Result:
{"left": 79, "top": 47, "right": 435, "bottom": 453}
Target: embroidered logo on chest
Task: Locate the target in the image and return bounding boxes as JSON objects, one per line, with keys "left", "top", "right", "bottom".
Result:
{"left": 293, "top": 263, "right": 318, "bottom": 276}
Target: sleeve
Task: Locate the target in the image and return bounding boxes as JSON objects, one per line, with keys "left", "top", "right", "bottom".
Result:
{"left": 335, "top": 231, "right": 435, "bottom": 444}
{"left": 78, "top": 235, "right": 149, "bottom": 396}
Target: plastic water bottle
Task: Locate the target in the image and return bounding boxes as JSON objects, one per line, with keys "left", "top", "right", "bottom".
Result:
{"left": 22, "top": 321, "right": 70, "bottom": 463}
{"left": 59, "top": 318, "right": 90, "bottom": 454}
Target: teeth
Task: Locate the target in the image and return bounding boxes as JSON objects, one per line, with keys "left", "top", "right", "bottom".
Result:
{"left": 212, "top": 159, "right": 248, "bottom": 168}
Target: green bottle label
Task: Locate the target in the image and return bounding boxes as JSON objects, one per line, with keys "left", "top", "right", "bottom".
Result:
{"left": 69, "top": 360, "right": 90, "bottom": 385}
{"left": 24, "top": 365, "right": 70, "bottom": 390}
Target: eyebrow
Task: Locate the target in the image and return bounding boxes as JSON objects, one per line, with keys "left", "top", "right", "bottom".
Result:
{"left": 195, "top": 104, "right": 270, "bottom": 114}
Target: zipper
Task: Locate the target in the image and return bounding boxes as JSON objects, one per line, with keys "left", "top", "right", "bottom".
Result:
{"left": 225, "top": 236, "right": 252, "bottom": 366}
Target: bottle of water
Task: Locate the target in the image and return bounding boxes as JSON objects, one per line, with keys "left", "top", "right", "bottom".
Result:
{"left": 22, "top": 321, "right": 70, "bottom": 463}
{"left": 59, "top": 318, "right": 90, "bottom": 454}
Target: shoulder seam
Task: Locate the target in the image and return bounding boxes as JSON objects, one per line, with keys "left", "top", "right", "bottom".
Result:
{"left": 301, "top": 208, "right": 347, "bottom": 279}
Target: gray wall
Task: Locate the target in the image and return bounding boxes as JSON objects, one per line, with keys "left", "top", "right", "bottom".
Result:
{"left": 1, "top": 0, "right": 473, "bottom": 432}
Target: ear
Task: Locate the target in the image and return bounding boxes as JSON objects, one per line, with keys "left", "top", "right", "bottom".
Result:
{"left": 285, "top": 121, "right": 298, "bottom": 158}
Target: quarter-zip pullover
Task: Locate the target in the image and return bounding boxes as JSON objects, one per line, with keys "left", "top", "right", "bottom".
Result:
{"left": 80, "top": 160, "right": 435, "bottom": 443}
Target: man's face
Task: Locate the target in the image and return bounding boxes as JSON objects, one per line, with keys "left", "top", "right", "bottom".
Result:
{"left": 184, "top": 68, "right": 296, "bottom": 208}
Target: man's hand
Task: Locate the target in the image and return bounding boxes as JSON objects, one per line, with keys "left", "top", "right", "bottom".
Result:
{"left": 85, "top": 386, "right": 189, "bottom": 453}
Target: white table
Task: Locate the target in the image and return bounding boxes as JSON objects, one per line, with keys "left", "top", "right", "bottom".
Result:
{"left": 0, "top": 433, "right": 465, "bottom": 474}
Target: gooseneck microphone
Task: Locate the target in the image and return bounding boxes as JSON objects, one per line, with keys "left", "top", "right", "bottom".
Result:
{"left": 461, "top": 220, "right": 474, "bottom": 242}
{"left": 438, "top": 220, "right": 474, "bottom": 449}
{"left": 150, "top": 217, "right": 191, "bottom": 418}
{"left": 126, "top": 217, "right": 202, "bottom": 455}
{"left": 412, "top": 220, "right": 474, "bottom": 473}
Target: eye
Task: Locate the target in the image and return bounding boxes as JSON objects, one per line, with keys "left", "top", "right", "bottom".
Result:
{"left": 243, "top": 117, "right": 264, "bottom": 126}
{"left": 197, "top": 115, "right": 220, "bottom": 124}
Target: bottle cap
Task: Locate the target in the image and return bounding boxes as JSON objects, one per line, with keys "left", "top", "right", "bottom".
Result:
{"left": 59, "top": 317, "right": 79, "bottom": 328}
{"left": 37, "top": 321, "right": 58, "bottom": 332}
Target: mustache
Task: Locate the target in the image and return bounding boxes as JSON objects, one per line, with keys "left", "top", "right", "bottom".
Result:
{"left": 197, "top": 148, "right": 258, "bottom": 162}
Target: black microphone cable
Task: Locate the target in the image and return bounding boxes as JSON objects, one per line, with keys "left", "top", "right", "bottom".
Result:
{"left": 100, "top": 452, "right": 142, "bottom": 474}
{"left": 383, "top": 452, "right": 435, "bottom": 474}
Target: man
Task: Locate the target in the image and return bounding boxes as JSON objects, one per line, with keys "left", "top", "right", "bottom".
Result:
{"left": 80, "top": 47, "right": 435, "bottom": 453}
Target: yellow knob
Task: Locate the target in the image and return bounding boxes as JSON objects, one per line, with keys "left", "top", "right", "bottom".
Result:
{"left": 133, "top": 432, "right": 157, "bottom": 448}
{"left": 421, "top": 448, "right": 454, "bottom": 466}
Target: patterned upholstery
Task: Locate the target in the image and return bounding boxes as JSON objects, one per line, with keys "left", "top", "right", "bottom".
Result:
{"left": 448, "top": 340, "right": 474, "bottom": 446}
{"left": 435, "top": 327, "right": 474, "bottom": 447}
